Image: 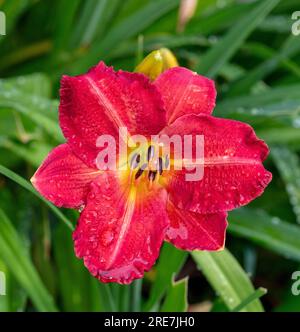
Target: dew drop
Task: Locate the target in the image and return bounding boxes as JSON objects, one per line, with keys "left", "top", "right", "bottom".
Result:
{"left": 78, "top": 205, "right": 85, "bottom": 213}
{"left": 101, "top": 229, "right": 115, "bottom": 247}
{"left": 271, "top": 217, "right": 280, "bottom": 225}
{"left": 293, "top": 118, "right": 300, "bottom": 128}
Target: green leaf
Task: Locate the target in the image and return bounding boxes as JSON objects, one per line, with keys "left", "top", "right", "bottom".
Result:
{"left": 160, "top": 278, "right": 188, "bottom": 312}
{"left": 0, "top": 260, "right": 27, "bottom": 312}
{"left": 0, "top": 164, "right": 74, "bottom": 231}
{"left": 132, "top": 279, "right": 143, "bottom": 312}
{"left": 217, "top": 84, "right": 300, "bottom": 113}
{"left": 0, "top": 139, "right": 54, "bottom": 167}
{"left": 0, "top": 208, "right": 57, "bottom": 312}
{"left": 231, "top": 287, "right": 267, "bottom": 312}
{"left": 2, "top": 73, "right": 52, "bottom": 98}
{"left": 259, "top": 15, "right": 291, "bottom": 33}
{"left": 228, "top": 208, "right": 300, "bottom": 261}
{"left": 227, "top": 35, "right": 300, "bottom": 96}
{"left": 53, "top": 222, "right": 115, "bottom": 312}
{"left": 247, "top": 101, "right": 300, "bottom": 118}
{"left": 2, "top": 140, "right": 54, "bottom": 168}
{"left": 73, "top": 0, "right": 180, "bottom": 72}
{"left": 271, "top": 147, "right": 300, "bottom": 223}
{"left": 0, "top": 85, "right": 62, "bottom": 141}
{"left": 0, "top": 0, "right": 30, "bottom": 46}
{"left": 257, "top": 127, "right": 300, "bottom": 146}
{"left": 144, "top": 243, "right": 188, "bottom": 311}
{"left": 52, "top": 0, "right": 81, "bottom": 52}
{"left": 216, "top": 100, "right": 300, "bottom": 125}
{"left": 195, "top": 0, "right": 280, "bottom": 77}
{"left": 241, "top": 42, "right": 300, "bottom": 77}
{"left": 119, "top": 284, "right": 131, "bottom": 312}
{"left": 110, "top": 35, "right": 209, "bottom": 60}
{"left": 187, "top": 2, "right": 254, "bottom": 36}
{"left": 71, "top": 0, "right": 122, "bottom": 47}
{"left": 192, "top": 249, "right": 264, "bottom": 312}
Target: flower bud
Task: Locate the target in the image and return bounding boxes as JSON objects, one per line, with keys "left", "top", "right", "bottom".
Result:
{"left": 135, "top": 48, "right": 179, "bottom": 80}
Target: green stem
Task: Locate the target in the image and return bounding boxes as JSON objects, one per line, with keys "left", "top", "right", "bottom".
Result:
{"left": 231, "top": 288, "right": 267, "bottom": 312}
{"left": 0, "top": 164, "right": 74, "bottom": 231}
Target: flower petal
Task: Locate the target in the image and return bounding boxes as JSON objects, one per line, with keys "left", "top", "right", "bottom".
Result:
{"left": 59, "top": 62, "right": 166, "bottom": 168}
{"left": 166, "top": 201, "right": 227, "bottom": 251}
{"left": 161, "top": 114, "right": 272, "bottom": 213}
{"left": 154, "top": 67, "right": 216, "bottom": 124}
{"left": 73, "top": 172, "right": 169, "bottom": 284}
{"left": 31, "top": 144, "right": 100, "bottom": 209}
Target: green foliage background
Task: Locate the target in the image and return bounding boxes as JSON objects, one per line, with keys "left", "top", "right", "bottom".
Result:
{"left": 0, "top": 0, "right": 300, "bottom": 312}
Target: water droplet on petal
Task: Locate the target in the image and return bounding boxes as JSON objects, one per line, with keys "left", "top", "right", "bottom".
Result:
{"left": 101, "top": 229, "right": 115, "bottom": 247}
{"left": 78, "top": 205, "right": 85, "bottom": 213}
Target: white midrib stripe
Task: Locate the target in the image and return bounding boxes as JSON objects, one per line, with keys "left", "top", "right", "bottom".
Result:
{"left": 107, "top": 190, "right": 136, "bottom": 268}
{"left": 182, "top": 157, "right": 261, "bottom": 167}
{"left": 86, "top": 76, "right": 126, "bottom": 131}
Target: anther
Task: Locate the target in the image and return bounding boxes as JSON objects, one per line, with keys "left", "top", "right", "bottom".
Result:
{"left": 158, "top": 157, "right": 163, "bottom": 175}
{"left": 147, "top": 145, "right": 155, "bottom": 161}
{"left": 130, "top": 153, "right": 140, "bottom": 169}
{"left": 165, "top": 154, "right": 170, "bottom": 169}
{"left": 135, "top": 168, "right": 144, "bottom": 180}
{"left": 135, "top": 163, "right": 147, "bottom": 180}
{"left": 148, "top": 171, "right": 157, "bottom": 182}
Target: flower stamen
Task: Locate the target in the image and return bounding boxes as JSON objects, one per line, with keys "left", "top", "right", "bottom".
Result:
{"left": 158, "top": 157, "right": 163, "bottom": 175}
{"left": 135, "top": 163, "right": 147, "bottom": 180}
{"left": 148, "top": 170, "right": 157, "bottom": 182}
{"left": 130, "top": 153, "right": 140, "bottom": 169}
{"left": 147, "top": 145, "right": 155, "bottom": 162}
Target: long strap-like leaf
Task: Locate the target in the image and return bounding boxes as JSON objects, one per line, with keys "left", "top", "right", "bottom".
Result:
{"left": 0, "top": 209, "right": 58, "bottom": 312}
{"left": 192, "top": 249, "right": 264, "bottom": 312}
{"left": 0, "top": 164, "right": 74, "bottom": 230}
{"left": 196, "top": 0, "right": 280, "bottom": 77}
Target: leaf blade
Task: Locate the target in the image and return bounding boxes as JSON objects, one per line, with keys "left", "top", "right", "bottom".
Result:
{"left": 0, "top": 164, "right": 73, "bottom": 230}
{"left": 0, "top": 209, "right": 57, "bottom": 312}
{"left": 144, "top": 243, "right": 187, "bottom": 312}
{"left": 195, "top": 0, "right": 280, "bottom": 77}
{"left": 192, "top": 249, "right": 264, "bottom": 312}
{"left": 228, "top": 208, "right": 300, "bottom": 261}
{"left": 160, "top": 278, "right": 188, "bottom": 312}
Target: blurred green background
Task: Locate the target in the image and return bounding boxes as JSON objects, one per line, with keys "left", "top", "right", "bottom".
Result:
{"left": 0, "top": 0, "right": 300, "bottom": 312}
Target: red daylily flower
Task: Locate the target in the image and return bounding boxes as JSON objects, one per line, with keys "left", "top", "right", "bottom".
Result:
{"left": 31, "top": 61, "right": 272, "bottom": 284}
